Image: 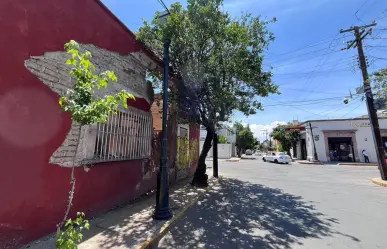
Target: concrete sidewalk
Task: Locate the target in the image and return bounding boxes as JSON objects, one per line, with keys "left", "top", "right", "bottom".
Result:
{"left": 23, "top": 177, "right": 218, "bottom": 249}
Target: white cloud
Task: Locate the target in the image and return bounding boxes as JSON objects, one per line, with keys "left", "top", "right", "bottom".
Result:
{"left": 242, "top": 121, "right": 287, "bottom": 142}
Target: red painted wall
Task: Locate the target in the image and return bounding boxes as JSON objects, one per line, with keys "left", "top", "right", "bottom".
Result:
{"left": 189, "top": 124, "right": 201, "bottom": 176}
{"left": 0, "top": 1, "right": 157, "bottom": 248}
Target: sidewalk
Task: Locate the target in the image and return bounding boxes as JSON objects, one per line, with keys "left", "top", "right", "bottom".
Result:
{"left": 23, "top": 177, "right": 218, "bottom": 249}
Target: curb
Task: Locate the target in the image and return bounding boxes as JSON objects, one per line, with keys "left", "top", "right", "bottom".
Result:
{"left": 338, "top": 163, "right": 377, "bottom": 166}
{"left": 371, "top": 178, "right": 387, "bottom": 187}
{"left": 135, "top": 178, "right": 218, "bottom": 249}
{"left": 226, "top": 158, "right": 241, "bottom": 162}
{"left": 297, "top": 162, "right": 324, "bottom": 165}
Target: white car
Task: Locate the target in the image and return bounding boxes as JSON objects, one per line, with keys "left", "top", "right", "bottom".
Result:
{"left": 263, "top": 152, "right": 290, "bottom": 164}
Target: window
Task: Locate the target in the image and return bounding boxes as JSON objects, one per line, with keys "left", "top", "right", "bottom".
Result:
{"left": 93, "top": 109, "right": 153, "bottom": 162}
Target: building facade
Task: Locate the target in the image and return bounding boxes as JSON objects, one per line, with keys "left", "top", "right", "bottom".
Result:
{"left": 199, "top": 126, "right": 237, "bottom": 158}
{"left": 294, "top": 118, "right": 387, "bottom": 163}
{"left": 0, "top": 1, "right": 199, "bottom": 248}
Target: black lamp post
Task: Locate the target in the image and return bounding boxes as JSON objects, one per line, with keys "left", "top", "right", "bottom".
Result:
{"left": 154, "top": 10, "right": 173, "bottom": 220}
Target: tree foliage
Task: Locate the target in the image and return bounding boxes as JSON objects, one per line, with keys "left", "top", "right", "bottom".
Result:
{"left": 218, "top": 135, "right": 228, "bottom": 144}
{"left": 56, "top": 212, "right": 90, "bottom": 249}
{"left": 56, "top": 40, "right": 135, "bottom": 246}
{"left": 59, "top": 40, "right": 134, "bottom": 125}
{"left": 138, "top": 0, "right": 277, "bottom": 129}
{"left": 372, "top": 67, "right": 387, "bottom": 101}
{"left": 138, "top": 0, "right": 277, "bottom": 185}
{"left": 234, "top": 122, "right": 255, "bottom": 152}
{"left": 271, "top": 126, "right": 299, "bottom": 155}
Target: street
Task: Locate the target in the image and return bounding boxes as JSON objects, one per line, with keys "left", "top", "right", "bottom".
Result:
{"left": 155, "top": 159, "right": 387, "bottom": 249}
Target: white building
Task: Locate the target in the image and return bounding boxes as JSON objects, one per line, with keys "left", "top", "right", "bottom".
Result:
{"left": 294, "top": 118, "right": 387, "bottom": 163}
{"left": 199, "top": 126, "right": 237, "bottom": 158}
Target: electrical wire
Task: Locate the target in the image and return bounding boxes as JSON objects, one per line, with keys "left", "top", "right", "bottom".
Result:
{"left": 266, "top": 96, "right": 328, "bottom": 118}
{"left": 341, "top": 101, "right": 364, "bottom": 118}
{"left": 270, "top": 50, "right": 344, "bottom": 69}
{"left": 157, "top": 0, "right": 169, "bottom": 12}
{"left": 265, "top": 34, "right": 352, "bottom": 58}
{"left": 354, "top": 0, "right": 372, "bottom": 24}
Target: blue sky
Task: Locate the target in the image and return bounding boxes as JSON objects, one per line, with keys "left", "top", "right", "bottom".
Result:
{"left": 102, "top": 0, "right": 387, "bottom": 140}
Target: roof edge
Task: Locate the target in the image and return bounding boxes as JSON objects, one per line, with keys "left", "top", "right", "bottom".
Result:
{"left": 95, "top": 0, "right": 163, "bottom": 67}
{"left": 300, "top": 117, "right": 387, "bottom": 124}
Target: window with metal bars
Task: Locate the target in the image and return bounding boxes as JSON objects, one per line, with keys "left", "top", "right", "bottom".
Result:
{"left": 93, "top": 109, "right": 153, "bottom": 162}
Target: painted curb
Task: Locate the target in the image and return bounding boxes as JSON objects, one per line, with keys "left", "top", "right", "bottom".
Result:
{"left": 338, "top": 163, "right": 377, "bottom": 166}
{"left": 371, "top": 178, "right": 387, "bottom": 187}
{"left": 226, "top": 158, "right": 241, "bottom": 162}
{"left": 135, "top": 178, "right": 219, "bottom": 249}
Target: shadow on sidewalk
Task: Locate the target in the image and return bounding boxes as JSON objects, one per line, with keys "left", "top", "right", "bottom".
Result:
{"left": 154, "top": 178, "right": 360, "bottom": 249}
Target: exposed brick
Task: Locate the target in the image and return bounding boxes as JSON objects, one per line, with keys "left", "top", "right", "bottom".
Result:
{"left": 24, "top": 43, "right": 156, "bottom": 167}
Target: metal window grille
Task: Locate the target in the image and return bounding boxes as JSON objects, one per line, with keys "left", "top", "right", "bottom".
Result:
{"left": 94, "top": 109, "right": 152, "bottom": 162}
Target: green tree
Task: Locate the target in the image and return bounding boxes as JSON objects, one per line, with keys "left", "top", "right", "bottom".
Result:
{"left": 234, "top": 122, "right": 245, "bottom": 157}
{"left": 138, "top": 0, "right": 277, "bottom": 186}
{"left": 372, "top": 67, "right": 387, "bottom": 100}
{"left": 270, "top": 126, "right": 299, "bottom": 156}
{"left": 138, "top": 0, "right": 278, "bottom": 186}
{"left": 218, "top": 135, "right": 228, "bottom": 144}
{"left": 56, "top": 40, "right": 134, "bottom": 247}
{"left": 238, "top": 125, "right": 256, "bottom": 152}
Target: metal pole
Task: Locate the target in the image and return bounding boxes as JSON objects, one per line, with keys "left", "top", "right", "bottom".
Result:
{"left": 213, "top": 133, "right": 218, "bottom": 178}
{"left": 309, "top": 122, "right": 319, "bottom": 161}
{"left": 154, "top": 39, "right": 172, "bottom": 220}
{"left": 354, "top": 28, "right": 387, "bottom": 180}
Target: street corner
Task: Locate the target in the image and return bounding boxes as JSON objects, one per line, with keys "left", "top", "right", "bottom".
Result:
{"left": 371, "top": 178, "right": 387, "bottom": 187}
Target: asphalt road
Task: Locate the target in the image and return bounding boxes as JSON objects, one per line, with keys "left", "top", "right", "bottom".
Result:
{"left": 154, "top": 158, "right": 387, "bottom": 249}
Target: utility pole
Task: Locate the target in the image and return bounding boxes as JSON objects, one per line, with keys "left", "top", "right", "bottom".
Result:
{"left": 213, "top": 133, "right": 218, "bottom": 178}
{"left": 309, "top": 122, "right": 319, "bottom": 161}
{"left": 261, "top": 129, "right": 269, "bottom": 151}
{"left": 340, "top": 22, "right": 387, "bottom": 180}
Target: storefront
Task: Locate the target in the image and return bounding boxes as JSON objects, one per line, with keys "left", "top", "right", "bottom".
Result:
{"left": 293, "top": 118, "right": 387, "bottom": 163}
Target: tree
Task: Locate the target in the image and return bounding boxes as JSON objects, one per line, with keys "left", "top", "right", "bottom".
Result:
{"left": 138, "top": 0, "right": 278, "bottom": 186}
{"left": 218, "top": 135, "right": 228, "bottom": 144}
{"left": 372, "top": 67, "right": 387, "bottom": 100}
{"left": 270, "top": 126, "right": 299, "bottom": 156}
{"left": 238, "top": 125, "right": 256, "bottom": 152}
{"left": 56, "top": 40, "right": 133, "bottom": 248}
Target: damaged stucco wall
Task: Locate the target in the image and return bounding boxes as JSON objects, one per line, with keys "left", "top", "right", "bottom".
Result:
{"left": 24, "top": 43, "right": 156, "bottom": 167}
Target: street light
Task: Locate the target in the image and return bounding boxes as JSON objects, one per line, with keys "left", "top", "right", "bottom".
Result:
{"left": 153, "top": 10, "right": 173, "bottom": 220}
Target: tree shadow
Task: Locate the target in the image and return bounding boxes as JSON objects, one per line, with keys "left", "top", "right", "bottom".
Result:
{"left": 75, "top": 178, "right": 210, "bottom": 249}
{"left": 154, "top": 178, "right": 360, "bottom": 249}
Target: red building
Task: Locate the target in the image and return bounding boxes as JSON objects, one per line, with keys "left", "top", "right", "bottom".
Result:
{"left": 0, "top": 1, "right": 199, "bottom": 248}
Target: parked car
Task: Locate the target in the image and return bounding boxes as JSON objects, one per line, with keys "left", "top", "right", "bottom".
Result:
{"left": 245, "top": 149, "right": 253, "bottom": 155}
{"left": 262, "top": 152, "right": 290, "bottom": 164}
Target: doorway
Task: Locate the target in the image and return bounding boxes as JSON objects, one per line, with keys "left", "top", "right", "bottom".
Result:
{"left": 328, "top": 137, "right": 355, "bottom": 162}
{"left": 301, "top": 139, "right": 307, "bottom": 160}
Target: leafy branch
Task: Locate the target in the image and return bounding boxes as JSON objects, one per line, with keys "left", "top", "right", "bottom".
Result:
{"left": 56, "top": 40, "right": 135, "bottom": 248}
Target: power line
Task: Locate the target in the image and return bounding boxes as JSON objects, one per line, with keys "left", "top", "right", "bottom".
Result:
{"left": 265, "top": 34, "right": 352, "bottom": 58}
{"left": 279, "top": 87, "right": 353, "bottom": 95}
{"left": 266, "top": 96, "right": 328, "bottom": 118}
{"left": 157, "top": 0, "right": 169, "bottom": 11}
{"left": 271, "top": 49, "right": 344, "bottom": 68}
{"left": 273, "top": 57, "right": 356, "bottom": 74}
{"left": 341, "top": 101, "right": 364, "bottom": 118}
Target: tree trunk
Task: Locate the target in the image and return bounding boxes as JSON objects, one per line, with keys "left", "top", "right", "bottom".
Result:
{"left": 191, "top": 126, "right": 214, "bottom": 187}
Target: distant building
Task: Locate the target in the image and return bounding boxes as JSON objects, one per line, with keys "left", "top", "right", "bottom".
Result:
{"left": 199, "top": 125, "right": 236, "bottom": 158}
{"left": 293, "top": 117, "right": 387, "bottom": 163}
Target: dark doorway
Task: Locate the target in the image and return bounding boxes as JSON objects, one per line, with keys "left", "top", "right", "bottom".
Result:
{"left": 301, "top": 139, "right": 307, "bottom": 160}
{"left": 382, "top": 137, "right": 387, "bottom": 151}
{"left": 328, "top": 137, "right": 355, "bottom": 162}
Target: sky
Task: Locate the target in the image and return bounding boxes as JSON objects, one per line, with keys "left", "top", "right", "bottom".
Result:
{"left": 101, "top": 0, "right": 387, "bottom": 141}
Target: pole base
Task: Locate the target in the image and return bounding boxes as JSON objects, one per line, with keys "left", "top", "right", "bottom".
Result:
{"left": 153, "top": 207, "right": 173, "bottom": 220}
